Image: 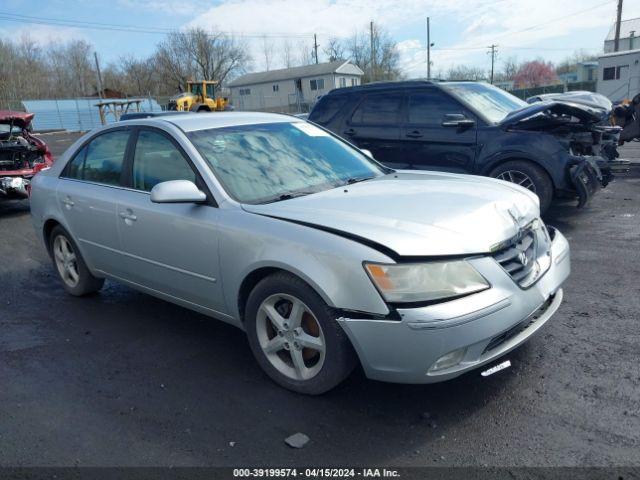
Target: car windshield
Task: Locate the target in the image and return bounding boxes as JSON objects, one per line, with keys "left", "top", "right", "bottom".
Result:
{"left": 441, "top": 82, "right": 528, "bottom": 123}
{"left": 0, "top": 124, "right": 22, "bottom": 134}
{"left": 188, "top": 122, "right": 389, "bottom": 204}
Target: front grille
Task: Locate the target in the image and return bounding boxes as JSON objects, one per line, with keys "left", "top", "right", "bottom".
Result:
{"left": 482, "top": 295, "right": 554, "bottom": 355}
{"left": 492, "top": 227, "right": 538, "bottom": 287}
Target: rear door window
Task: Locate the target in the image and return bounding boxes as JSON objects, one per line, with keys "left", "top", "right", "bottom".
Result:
{"left": 350, "top": 94, "right": 403, "bottom": 125}
{"left": 132, "top": 129, "right": 196, "bottom": 192}
{"left": 310, "top": 96, "right": 349, "bottom": 123}
{"left": 62, "top": 130, "right": 129, "bottom": 186}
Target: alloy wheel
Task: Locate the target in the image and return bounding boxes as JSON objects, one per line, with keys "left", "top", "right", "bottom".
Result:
{"left": 496, "top": 170, "right": 537, "bottom": 193}
{"left": 53, "top": 235, "right": 80, "bottom": 288}
{"left": 256, "top": 293, "right": 326, "bottom": 381}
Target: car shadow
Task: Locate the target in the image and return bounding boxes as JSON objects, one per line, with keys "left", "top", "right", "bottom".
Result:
{"left": 0, "top": 198, "right": 30, "bottom": 217}
{"left": 17, "top": 271, "right": 537, "bottom": 465}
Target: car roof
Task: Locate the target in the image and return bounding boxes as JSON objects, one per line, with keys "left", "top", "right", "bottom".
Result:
{"left": 323, "top": 80, "right": 482, "bottom": 96}
{"left": 120, "top": 111, "right": 300, "bottom": 132}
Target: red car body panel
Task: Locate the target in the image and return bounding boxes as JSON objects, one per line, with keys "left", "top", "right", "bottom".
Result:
{"left": 0, "top": 110, "right": 54, "bottom": 198}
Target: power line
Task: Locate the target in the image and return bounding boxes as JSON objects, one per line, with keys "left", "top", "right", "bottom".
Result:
{"left": 491, "top": 0, "right": 616, "bottom": 40}
{"left": 0, "top": 11, "right": 317, "bottom": 38}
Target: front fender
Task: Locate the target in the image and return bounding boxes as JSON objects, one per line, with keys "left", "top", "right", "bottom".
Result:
{"left": 217, "top": 209, "right": 393, "bottom": 321}
{"left": 478, "top": 129, "right": 568, "bottom": 189}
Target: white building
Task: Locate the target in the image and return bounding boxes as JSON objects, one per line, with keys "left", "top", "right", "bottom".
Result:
{"left": 227, "top": 60, "right": 364, "bottom": 112}
{"left": 604, "top": 17, "right": 640, "bottom": 53}
{"left": 597, "top": 48, "right": 640, "bottom": 102}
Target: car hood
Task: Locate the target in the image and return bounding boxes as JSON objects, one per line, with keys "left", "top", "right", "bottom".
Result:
{"left": 500, "top": 100, "right": 603, "bottom": 128}
{"left": 0, "top": 110, "right": 34, "bottom": 129}
{"left": 242, "top": 171, "right": 539, "bottom": 258}
{"left": 527, "top": 91, "right": 613, "bottom": 112}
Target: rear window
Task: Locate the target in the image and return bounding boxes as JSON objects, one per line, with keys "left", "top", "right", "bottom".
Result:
{"left": 310, "top": 95, "right": 349, "bottom": 124}
{"left": 62, "top": 130, "right": 129, "bottom": 186}
{"left": 350, "top": 94, "right": 402, "bottom": 125}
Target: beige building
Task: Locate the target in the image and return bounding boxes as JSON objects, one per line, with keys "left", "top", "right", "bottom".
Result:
{"left": 227, "top": 60, "right": 364, "bottom": 113}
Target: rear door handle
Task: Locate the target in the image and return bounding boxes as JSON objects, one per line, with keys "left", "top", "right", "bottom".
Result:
{"left": 343, "top": 128, "right": 356, "bottom": 136}
{"left": 61, "top": 196, "right": 74, "bottom": 208}
{"left": 405, "top": 130, "right": 423, "bottom": 138}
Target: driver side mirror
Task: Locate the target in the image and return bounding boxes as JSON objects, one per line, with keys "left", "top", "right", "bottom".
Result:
{"left": 442, "top": 114, "right": 475, "bottom": 128}
{"left": 150, "top": 180, "right": 207, "bottom": 204}
{"left": 360, "top": 148, "right": 374, "bottom": 159}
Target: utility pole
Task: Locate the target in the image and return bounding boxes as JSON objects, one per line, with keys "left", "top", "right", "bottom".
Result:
{"left": 370, "top": 20, "right": 375, "bottom": 82}
{"left": 488, "top": 44, "right": 497, "bottom": 84}
{"left": 94, "top": 51, "right": 104, "bottom": 100}
{"left": 614, "top": 0, "right": 623, "bottom": 52}
{"left": 313, "top": 34, "right": 319, "bottom": 64}
{"left": 427, "top": 17, "right": 431, "bottom": 79}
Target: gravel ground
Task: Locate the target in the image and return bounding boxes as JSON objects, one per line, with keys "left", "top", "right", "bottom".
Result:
{"left": 0, "top": 134, "right": 638, "bottom": 467}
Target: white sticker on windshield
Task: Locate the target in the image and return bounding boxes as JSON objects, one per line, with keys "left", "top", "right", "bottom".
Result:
{"left": 291, "top": 122, "right": 329, "bottom": 137}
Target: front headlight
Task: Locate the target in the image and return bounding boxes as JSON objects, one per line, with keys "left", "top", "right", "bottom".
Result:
{"left": 364, "top": 261, "right": 489, "bottom": 303}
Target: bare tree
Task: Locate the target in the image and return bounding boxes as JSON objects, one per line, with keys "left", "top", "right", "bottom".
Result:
{"left": 323, "top": 38, "right": 345, "bottom": 62}
{"left": 261, "top": 35, "right": 275, "bottom": 71}
{"left": 491, "top": 56, "right": 520, "bottom": 82}
{"left": 155, "top": 28, "right": 250, "bottom": 93}
{"left": 345, "top": 24, "right": 401, "bottom": 82}
{"left": 280, "top": 39, "right": 294, "bottom": 68}
{"left": 119, "top": 55, "right": 157, "bottom": 96}
{"left": 445, "top": 65, "right": 487, "bottom": 81}
{"left": 295, "top": 42, "right": 313, "bottom": 66}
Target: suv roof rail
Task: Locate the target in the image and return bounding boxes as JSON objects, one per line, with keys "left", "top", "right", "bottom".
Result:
{"left": 327, "top": 79, "right": 438, "bottom": 95}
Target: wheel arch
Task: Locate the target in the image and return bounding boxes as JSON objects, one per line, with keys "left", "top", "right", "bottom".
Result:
{"left": 482, "top": 155, "right": 557, "bottom": 190}
{"left": 236, "top": 264, "right": 336, "bottom": 324}
{"left": 43, "top": 218, "right": 63, "bottom": 250}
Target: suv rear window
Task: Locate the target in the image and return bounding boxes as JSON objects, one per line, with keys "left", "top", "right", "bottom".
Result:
{"left": 350, "top": 94, "right": 402, "bottom": 125}
{"left": 310, "top": 95, "right": 349, "bottom": 123}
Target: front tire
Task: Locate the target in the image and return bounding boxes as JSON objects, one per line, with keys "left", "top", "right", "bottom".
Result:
{"left": 489, "top": 160, "right": 553, "bottom": 213}
{"left": 49, "top": 225, "right": 104, "bottom": 296}
{"left": 245, "top": 272, "right": 357, "bottom": 395}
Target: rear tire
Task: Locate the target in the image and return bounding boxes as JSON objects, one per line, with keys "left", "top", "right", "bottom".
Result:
{"left": 244, "top": 272, "right": 357, "bottom": 395}
{"left": 49, "top": 225, "right": 104, "bottom": 296}
{"left": 489, "top": 160, "right": 553, "bottom": 213}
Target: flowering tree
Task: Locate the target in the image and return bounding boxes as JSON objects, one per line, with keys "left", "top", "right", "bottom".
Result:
{"left": 513, "top": 60, "right": 558, "bottom": 88}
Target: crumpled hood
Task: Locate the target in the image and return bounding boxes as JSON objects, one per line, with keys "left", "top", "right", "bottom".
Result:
{"left": 500, "top": 100, "right": 603, "bottom": 127}
{"left": 0, "top": 110, "right": 34, "bottom": 129}
{"left": 242, "top": 171, "right": 539, "bottom": 257}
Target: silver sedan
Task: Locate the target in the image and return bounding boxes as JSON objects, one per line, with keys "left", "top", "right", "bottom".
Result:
{"left": 30, "top": 112, "right": 570, "bottom": 394}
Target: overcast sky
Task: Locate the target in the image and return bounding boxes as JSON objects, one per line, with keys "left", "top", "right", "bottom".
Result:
{"left": 2, "top": 0, "right": 640, "bottom": 77}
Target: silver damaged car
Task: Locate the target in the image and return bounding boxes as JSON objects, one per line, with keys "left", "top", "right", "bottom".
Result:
{"left": 30, "top": 112, "right": 571, "bottom": 394}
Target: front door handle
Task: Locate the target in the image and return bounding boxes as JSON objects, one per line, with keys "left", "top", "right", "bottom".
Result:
{"left": 405, "top": 130, "right": 423, "bottom": 138}
{"left": 119, "top": 210, "right": 137, "bottom": 223}
{"left": 343, "top": 128, "right": 356, "bottom": 136}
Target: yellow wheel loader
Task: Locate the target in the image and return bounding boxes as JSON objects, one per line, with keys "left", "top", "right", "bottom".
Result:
{"left": 167, "top": 80, "right": 229, "bottom": 112}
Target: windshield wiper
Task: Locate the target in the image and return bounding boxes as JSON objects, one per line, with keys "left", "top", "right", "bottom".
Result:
{"left": 260, "top": 191, "right": 316, "bottom": 204}
{"left": 345, "top": 176, "right": 375, "bottom": 185}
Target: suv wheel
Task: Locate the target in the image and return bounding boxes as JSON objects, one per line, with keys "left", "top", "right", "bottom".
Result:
{"left": 49, "top": 225, "right": 104, "bottom": 296}
{"left": 490, "top": 160, "right": 553, "bottom": 213}
{"left": 245, "top": 272, "right": 357, "bottom": 395}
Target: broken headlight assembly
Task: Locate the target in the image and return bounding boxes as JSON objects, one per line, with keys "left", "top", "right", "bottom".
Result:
{"left": 364, "top": 261, "right": 489, "bottom": 304}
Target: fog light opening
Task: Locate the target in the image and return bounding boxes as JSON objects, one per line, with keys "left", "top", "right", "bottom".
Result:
{"left": 429, "top": 347, "right": 467, "bottom": 373}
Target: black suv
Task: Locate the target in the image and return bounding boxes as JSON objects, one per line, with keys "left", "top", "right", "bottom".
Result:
{"left": 309, "top": 81, "right": 618, "bottom": 211}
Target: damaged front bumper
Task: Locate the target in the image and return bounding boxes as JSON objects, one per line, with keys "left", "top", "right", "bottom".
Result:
{"left": 568, "top": 155, "right": 604, "bottom": 208}
{"left": 567, "top": 154, "right": 629, "bottom": 208}
{"left": 0, "top": 176, "right": 30, "bottom": 199}
{"left": 337, "top": 228, "right": 570, "bottom": 384}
